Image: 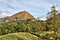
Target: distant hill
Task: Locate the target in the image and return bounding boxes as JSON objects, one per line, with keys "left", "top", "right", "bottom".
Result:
{"left": 0, "top": 11, "right": 35, "bottom": 21}
{"left": 0, "top": 32, "right": 41, "bottom": 40}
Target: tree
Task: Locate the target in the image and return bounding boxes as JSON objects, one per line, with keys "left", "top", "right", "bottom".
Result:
{"left": 47, "top": 5, "right": 60, "bottom": 40}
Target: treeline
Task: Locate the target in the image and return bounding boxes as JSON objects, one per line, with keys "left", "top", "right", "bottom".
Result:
{"left": 0, "top": 20, "right": 45, "bottom": 36}
{"left": 0, "top": 19, "right": 60, "bottom": 40}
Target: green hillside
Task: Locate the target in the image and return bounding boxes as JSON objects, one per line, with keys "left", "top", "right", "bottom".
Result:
{"left": 0, "top": 32, "right": 40, "bottom": 40}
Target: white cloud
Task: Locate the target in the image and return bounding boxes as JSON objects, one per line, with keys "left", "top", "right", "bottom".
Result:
{"left": 56, "top": 7, "right": 59, "bottom": 11}
{"left": 0, "top": 12, "right": 10, "bottom": 18}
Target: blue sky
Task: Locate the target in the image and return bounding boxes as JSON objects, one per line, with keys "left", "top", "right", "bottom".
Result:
{"left": 0, "top": 0, "right": 60, "bottom": 20}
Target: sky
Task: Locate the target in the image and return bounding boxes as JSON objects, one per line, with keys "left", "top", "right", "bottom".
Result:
{"left": 0, "top": 0, "right": 60, "bottom": 20}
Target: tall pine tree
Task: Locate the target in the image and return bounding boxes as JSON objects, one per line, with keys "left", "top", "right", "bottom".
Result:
{"left": 47, "top": 5, "right": 60, "bottom": 40}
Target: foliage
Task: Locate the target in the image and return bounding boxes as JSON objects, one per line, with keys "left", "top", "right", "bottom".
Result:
{"left": 0, "top": 20, "right": 45, "bottom": 36}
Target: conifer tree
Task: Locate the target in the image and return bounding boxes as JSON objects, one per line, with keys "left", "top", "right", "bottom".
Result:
{"left": 47, "top": 5, "right": 60, "bottom": 40}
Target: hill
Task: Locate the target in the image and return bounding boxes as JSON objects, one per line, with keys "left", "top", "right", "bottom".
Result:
{"left": 0, "top": 32, "right": 41, "bottom": 40}
{"left": 0, "top": 11, "right": 35, "bottom": 21}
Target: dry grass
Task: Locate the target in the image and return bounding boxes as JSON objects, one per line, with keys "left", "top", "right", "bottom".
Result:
{"left": 0, "top": 32, "right": 40, "bottom": 40}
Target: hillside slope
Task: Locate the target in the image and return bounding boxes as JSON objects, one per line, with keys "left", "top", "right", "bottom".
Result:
{"left": 0, "top": 32, "right": 40, "bottom": 40}
{"left": 10, "top": 11, "right": 35, "bottom": 20}
{"left": 0, "top": 11, "right": 35, "bottom": 21}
